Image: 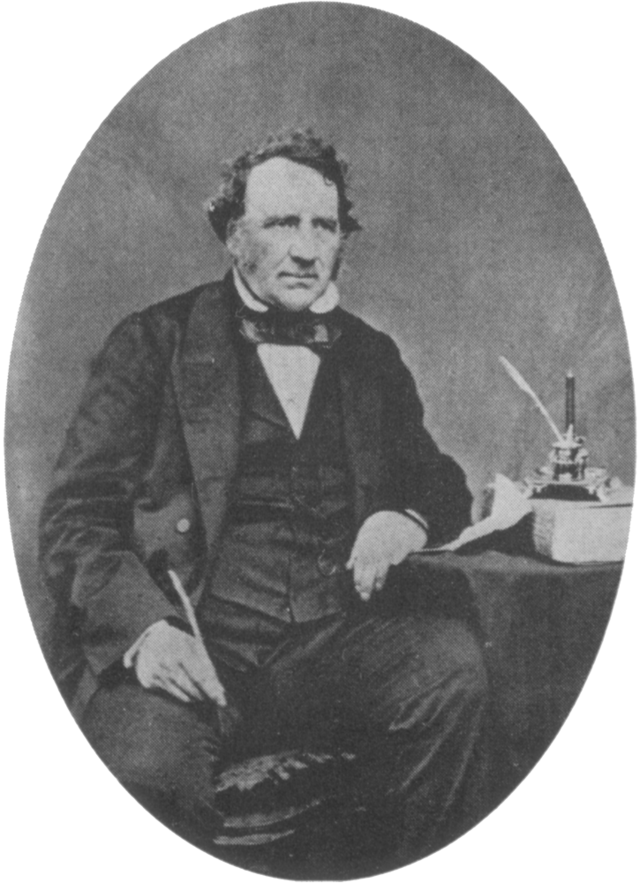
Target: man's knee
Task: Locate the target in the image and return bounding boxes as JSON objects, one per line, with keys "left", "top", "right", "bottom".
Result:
{"left": 82, "top": 682, "right": 224, "bottom": 797}
{"left": 368, "top": 616, "right": 488, "bottom": 733}
{"left": 434, "top": 619, "right": 487, "bottom": 698}
{"left": 414, "top": 617, "right": 486, "bottom": 704}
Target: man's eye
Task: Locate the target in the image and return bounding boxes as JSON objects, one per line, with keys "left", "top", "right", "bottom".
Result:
{"left": 265, "top": 217, "right": 298, "bottom": 229}
{"left": 315, "top": 219, "right": 338, "bottom": 233}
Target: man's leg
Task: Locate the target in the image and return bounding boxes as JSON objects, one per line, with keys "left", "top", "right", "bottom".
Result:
{"left": 266, "top": 609, "right": 488, "bottom": 868}
{"left": 353, "top": 614, "right": 487, "bottom": 863}
{"left": 82, "top": 677, "right": 243, "bottom": 844}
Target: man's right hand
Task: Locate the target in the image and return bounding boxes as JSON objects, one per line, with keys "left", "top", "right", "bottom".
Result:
{"left": 127, "top": 621, "right": 227, "bottom": 706}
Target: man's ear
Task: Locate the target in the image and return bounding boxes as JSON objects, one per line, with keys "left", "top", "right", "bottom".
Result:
{"left": 225, "top": 219, "right": 241, "bottom": 260}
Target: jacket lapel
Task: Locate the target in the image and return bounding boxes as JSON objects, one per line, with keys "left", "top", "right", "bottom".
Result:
{"left": 335, "top": 324, "right": 385, "bottom": 525}
{"left": 172, "top": 278, "right": 241, "bottom": 550}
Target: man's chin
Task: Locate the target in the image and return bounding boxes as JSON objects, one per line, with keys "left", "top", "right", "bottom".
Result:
{"left": 270, "top": 286, "right": 325, "bottom": 312}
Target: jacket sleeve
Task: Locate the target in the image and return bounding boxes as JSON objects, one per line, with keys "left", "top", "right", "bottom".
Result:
{"left": 379, "top": 339, "right": 472, "bottom": 546}
{"left": 39, "top": 312, "right": 185, "bottom": 681}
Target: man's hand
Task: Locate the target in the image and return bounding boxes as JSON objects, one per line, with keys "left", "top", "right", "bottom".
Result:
{"left": 347, "top": 511, "right": 427, "bottom": 602}
{"left": 126, "top": 621, "right": 227, "bottom": 706}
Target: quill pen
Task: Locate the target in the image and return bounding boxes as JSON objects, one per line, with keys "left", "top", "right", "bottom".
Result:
{"left": 167, "top": 568, "right": 227, "bottom": 706}
{"left": 499, "top": 356, "right": 565, "bottom": 443}
{"left": 167, "top": 568, "right": 205, "bottom": 645}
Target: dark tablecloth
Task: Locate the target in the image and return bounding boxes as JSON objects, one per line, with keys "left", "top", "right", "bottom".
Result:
{"left": 403, "top": 550, "right": 621, "bottom": 806}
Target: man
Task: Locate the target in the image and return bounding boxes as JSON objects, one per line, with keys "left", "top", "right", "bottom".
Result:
{"left": 40, "top": 130, "right": 486, "bottom": 872}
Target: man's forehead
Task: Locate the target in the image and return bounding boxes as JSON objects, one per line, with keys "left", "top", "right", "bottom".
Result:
{"left": 244, "top": 157, "right": 339, "bottom": 216}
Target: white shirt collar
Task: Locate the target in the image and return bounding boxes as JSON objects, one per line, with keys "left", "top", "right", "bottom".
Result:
{"left": 232, "top": 266, "right": 340, "bottom": 315}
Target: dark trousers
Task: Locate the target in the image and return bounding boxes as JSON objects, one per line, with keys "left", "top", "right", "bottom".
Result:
{"left": 83, "top": 606, "right": 487, "bottom": 869}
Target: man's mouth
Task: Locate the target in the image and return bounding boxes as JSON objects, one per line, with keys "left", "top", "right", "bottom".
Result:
{"left": 279, "top": 272, "right": 318, "bottom": 280}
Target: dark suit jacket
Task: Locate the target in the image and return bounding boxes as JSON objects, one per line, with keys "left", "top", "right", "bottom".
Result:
{"left": 39, "top": 274, "right": 472, "bottom": 718}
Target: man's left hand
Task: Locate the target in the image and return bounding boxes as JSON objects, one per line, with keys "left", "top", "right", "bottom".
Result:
{"left": 347, "top": 511, "right": 427, "bottom": 601}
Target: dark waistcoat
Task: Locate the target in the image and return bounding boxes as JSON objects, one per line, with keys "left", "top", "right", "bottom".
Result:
{"left": 198, "top": 341, "right": 357, "bottom": 668}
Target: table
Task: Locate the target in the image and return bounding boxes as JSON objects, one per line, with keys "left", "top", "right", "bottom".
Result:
{"left": 404, "top": 550, "right": 621, "bottom": 808}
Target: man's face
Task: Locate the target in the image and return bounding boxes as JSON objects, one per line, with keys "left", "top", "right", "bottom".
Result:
{"left": 226, "top": 157, "right": 342, "bottom": 312}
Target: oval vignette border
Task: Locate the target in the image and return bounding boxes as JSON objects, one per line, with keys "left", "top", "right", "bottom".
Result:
{"left": 7, "top": 4, "right": 631, "bottom": 876}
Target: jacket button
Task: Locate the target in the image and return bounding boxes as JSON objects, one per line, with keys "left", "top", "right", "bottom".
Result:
{"left": 317, "top": 552, "right": 339, "bottom": 577}
{"left": 175, "top": 518, "right": 191, "bottom": 534}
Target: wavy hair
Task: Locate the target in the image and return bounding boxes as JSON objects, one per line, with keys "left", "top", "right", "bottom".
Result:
{"left": 207, "top": 129, "right": 361, "bottom": 242}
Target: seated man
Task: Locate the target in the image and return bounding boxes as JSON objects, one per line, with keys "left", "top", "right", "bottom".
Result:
{"left": 39, "top": 130, "right": 487, "bottom": 873}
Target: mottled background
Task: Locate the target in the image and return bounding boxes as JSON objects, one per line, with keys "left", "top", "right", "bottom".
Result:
{"left": 6, "top": 3, "right": 634, "bottom": 633}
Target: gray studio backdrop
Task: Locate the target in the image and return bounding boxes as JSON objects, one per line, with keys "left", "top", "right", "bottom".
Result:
{"left": 6, "top": 3, "right": 634, "bottom": 638}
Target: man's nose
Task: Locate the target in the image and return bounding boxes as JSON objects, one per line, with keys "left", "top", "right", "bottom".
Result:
{"left": 288, "top": 225, "right": 319, "bottom": 262}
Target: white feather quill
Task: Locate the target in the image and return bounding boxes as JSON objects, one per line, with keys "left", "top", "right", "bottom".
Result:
{"left": 167, "top": 568, "right": 205, "bottom": 645}
{"left": 499, "top": 356, "right": 564, "bottom": 443}
{"left": 167, "top": 568, "right": 227, "bottom": 706}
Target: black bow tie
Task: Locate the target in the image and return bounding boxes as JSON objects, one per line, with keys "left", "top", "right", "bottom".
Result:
{"left": 237, "top": 304, "right": 341, "bottom": 352}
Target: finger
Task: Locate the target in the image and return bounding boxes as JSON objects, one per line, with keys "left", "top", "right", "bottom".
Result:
{"left": 186, "top": 645, "right": 228, "bottom": 706}
{"left": 148, "top": 670, "right": 194, "bottom": 703}
{"left": 185, "top": 658, "right": 226, "bottom": 706}
{"left": 351, "top": 553, "right": 373, "bottom": 580}
{"left": 351, "top": 558, "right": 367, "bottom": 596}
{"left": 199, "top": 669, "right": 227, "bottom": 706}
{"left": 123, "top": 633, "right": 147, "bottom": 670}
{"left": 137, "top": 643, "right": 201, "bottom": 702}
{"left": 348, "top": 527, "right": 377, "bottom": 570}
{"left": 157, "top": 681, "right": 192, "bottom": 703}
{"left": 136, "top": 666, "right": 154, "bottom": 690}
{"left": 173, "top": 662, "right": 210, "bottom": 701}
{"left": 355, "top": 563, "right": 378, "bottom": 600}
{"left": 155, "top": 657, "right": 201, "bottom": 701}
{"left": 360, "top": 566, "right": 383, "bottom": 599}
{"left": 359, "top": 556, "right": 392, "bottom": 598}
{"left": 371, "top": 562, "right": 389, "bottom": 594}
{"left": 199, "top": 656, "right": 228, "bottom": 706}
{"left": 135, "top": 656, "right": 160, "bottom": 691}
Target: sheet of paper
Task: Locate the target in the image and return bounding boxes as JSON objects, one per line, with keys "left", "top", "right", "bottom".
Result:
{"left": 420, "top": 474, "right": 532, "bottom": 553}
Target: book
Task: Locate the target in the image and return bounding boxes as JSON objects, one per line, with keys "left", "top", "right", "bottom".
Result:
{"left": 531, "top": 498, "right": 632, "bottom": 564}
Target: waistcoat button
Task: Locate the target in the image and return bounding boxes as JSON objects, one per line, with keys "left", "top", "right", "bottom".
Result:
{"left": 175, "top": 518, "right": 191, "bottom": 534}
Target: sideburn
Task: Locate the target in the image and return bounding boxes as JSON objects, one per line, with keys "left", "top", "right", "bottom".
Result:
{"left": 225, "top": 222, "right": 263, "bottom": 277}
